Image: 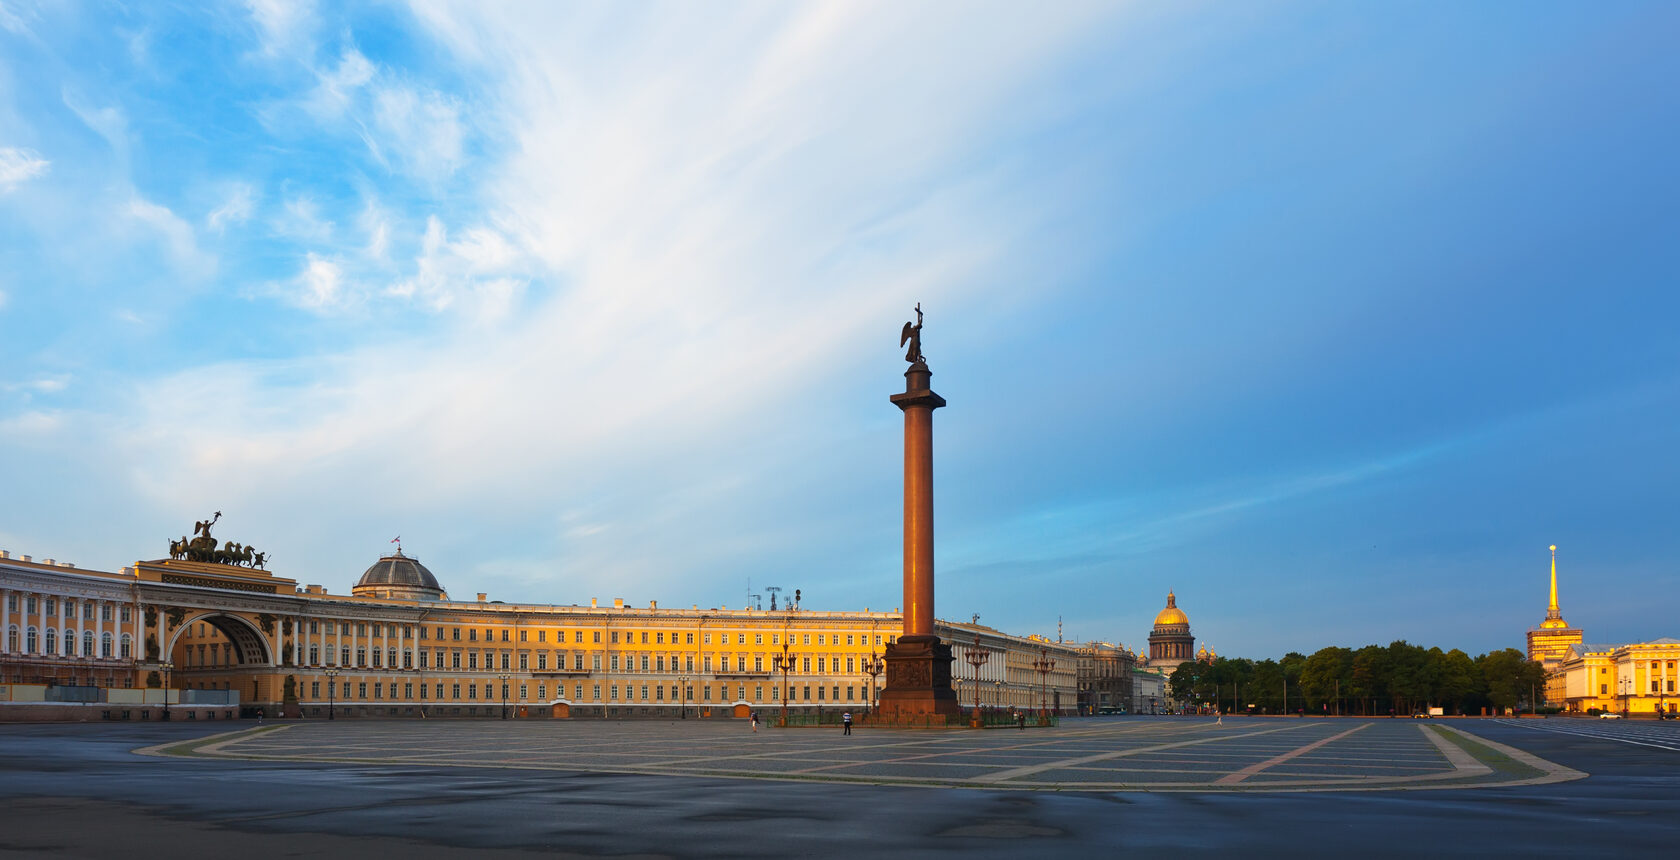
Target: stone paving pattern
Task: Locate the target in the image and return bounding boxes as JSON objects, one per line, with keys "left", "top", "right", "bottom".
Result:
{"left": 160, "top": 715, "right": 1583, "bottom": 791}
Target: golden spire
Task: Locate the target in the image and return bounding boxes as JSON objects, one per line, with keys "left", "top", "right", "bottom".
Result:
{"left": 1548, "top": 545, "right": 1558, "bottom": 614}
{"left": 1541, "top": 544, "right": 1568, "bottom": 628}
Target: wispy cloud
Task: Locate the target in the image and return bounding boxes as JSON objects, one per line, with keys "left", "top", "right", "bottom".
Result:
{"left": 207, "top": 183, "right": 256, "bottom": 233}
{"left": 0, "top": 146, "right": 49, "bottom": 191}
{"left": 127, "top": 196, "right": 216, "bottom": 279}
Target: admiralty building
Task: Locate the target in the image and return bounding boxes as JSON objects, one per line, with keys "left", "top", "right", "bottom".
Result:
{"left": 0, "top": 531, "right": 1076, "bottom": 722}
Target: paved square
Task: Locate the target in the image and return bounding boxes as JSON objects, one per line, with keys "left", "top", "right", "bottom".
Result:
{"left": 152, "top": 716, "right": 1582, "bottom": 791}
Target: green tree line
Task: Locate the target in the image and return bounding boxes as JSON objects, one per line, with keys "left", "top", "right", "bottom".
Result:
{"left": 1166, "top": 641, "right": 1548, "bottom": 716}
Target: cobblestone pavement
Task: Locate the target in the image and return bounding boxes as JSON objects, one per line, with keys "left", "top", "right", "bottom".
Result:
{"left": 150, "top": 715, "right": 1581, "bottom": 791}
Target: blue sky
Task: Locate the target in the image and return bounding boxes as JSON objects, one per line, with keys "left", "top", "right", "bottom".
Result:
{"left": 1, "top": 1, "right": 1675, "bottom": 657}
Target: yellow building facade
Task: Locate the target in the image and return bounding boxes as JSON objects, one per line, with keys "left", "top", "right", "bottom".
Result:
{"left": 1, "top": 546, "right": 1078, "bottom": 721}
{"left": 1558, "top": 639, "right": 1680, "bottom": 716}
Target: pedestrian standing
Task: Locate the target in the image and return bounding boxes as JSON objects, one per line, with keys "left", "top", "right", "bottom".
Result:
{"left": 842, "top": 710, "right": 853, "bottom": 735}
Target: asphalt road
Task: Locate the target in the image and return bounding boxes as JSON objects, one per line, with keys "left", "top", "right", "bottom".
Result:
{"left": 0, "top": 717, "right": 1674, "bottom": 858}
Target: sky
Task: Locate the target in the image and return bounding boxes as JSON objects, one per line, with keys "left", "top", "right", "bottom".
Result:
{"left": 1, "top": 1, "right": 1676, "bottom": 659}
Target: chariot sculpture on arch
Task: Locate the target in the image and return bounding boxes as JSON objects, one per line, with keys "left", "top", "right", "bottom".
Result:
{"left": 166, "top": 510, "right": 268, "bottom": 568}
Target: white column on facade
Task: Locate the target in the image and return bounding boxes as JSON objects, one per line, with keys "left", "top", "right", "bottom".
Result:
{"left": 292, "top": 616, "right": 301, "bottom": 665}
{"left": 380, "top": 623, "right": 388, "bottom": 672}
{"left": 0, "top": 587, "right": 9, "bottom": 655}
{"left": 333, "top": 619, "right": 342, "bottom": 666}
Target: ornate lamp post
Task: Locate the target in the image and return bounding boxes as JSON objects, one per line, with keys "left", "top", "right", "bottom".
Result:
{"left": 992, "top": 679, "right": 1002, "bottom": 711}
{"left": 497, "top": 672, "right": 511, "bottom": 720}
{"left": 964, "top": 635, "right": 989, "bottom": 728}
{"left": 678, "top": 675, "right": 689, "bottom": 720}
{"left": 324, "top": 668, "right": 339, "bottom": 720}
{"left": 772, "top": 641, "right": 798, "bottom": 727}
{"left": 861, "top": 653, "right": 884, "bottom": 712}
{"left": 159, "top": 660, "right": 174, "bottom": 721}
{"left": 1032, "top": 648, "right": 1055, "bottom": 725}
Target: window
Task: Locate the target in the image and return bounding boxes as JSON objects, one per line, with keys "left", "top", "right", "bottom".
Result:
{"left": 537, "top": 684, "right": 546, "bottom": 700}
{"left": 452, "top": 628, "right": 461, "bottom": 641}
{"left": 452, "top": 684, "right": 462, "bottom": 700}
{"left": 704, "top": 633, "right": 712, "bottom": 644}
{"left": 501, "top": 629, "right": 509, "bottom": 642}
{"left": 44, "top": 628, "right": 55, "bottom": 654}
{"left": 373, "top": 683, "right": 382, "bottom": 700}
{"left": 754, "top": 657, "right": 763, "bottom": 672}
{"left": 738, "top": 634, "right": 745, "bottom": 644}
{"left": 686, "top": 633, "right": 694, "bottom": 645}
{"left": 610, "top": 685, "right": 619, "bottom": 701}
{"left": 847, "top": 657, "right": 855, "bottom": 673}
{"left": 1601, "top": 684, "right": 1608, "bottom": 694}
{"left": 611, "top": 655, "right": 620, "bottom": 672}
{"left": 311, "top": 682, "right": 320, "bottom": 698}
{"left": 802, "top": 657, "right": 810, "bottom": 673}
{"left": 101, "top": 632, "right": 113, "bottom": 658}
{"left": 372, "top": 650, "right": 382, "bottom": 668}
{"left": 83, "top": 631, "right": 93, "bottom": 656}
{"left": 592, "top": 654, "right": 601, "bottom": 671}
{"left": 521, "top": 653, "right": 530, "bottom": 670}
{"left": 641, "top": 632, "right": 649, "bottom": 644}
{"left": 120, "top": 633, "right": 131, "bottom": 658}
{"left": 640, "top": 685, "right": 649, "bottom": 701}
{"left": 818, "top": 657, "right": 826, "bottom": 673}
{"left": 519, "top": 630, "right": 528, "bottom": 642}
{"left": 847, "top": 686, "right": 855, "bottom": 701}
{"left": 121, "top": 606, "right": 131, "bottom": 623}
{"left": 704, "top": 685, "right": 712, "bottom": 701}
{"left": 703, "top": 656, "right": 712, "bottom": 673}
{"left": 656, "top": 632, "right": 664, "bottom": 644}
{"left": 101, "top": 604, "right": 113, "bottom": 621}
{"left": 452, "top": 651, "right": 462, "bottom": 669}
{"left": 641, "top": 655, "right": 650, "bottom": 672}
{"left": 44, "top": 599, "right": 55, "bottom": 616}
{"left": 593, "top": 685, "right": 601, "bottom": 701}
{"left": 755, "top": 634, "right": 763, "bottom": 645}
{"left": 818, "top": 635, "right": 825, "bottom": 645}
{"left": 469, "top": 629, "right": 478, "bottom": 642}
{"left": 469, "top": 652, "right": 479, "bottom": 669}
{"left": 404, "top": 683, "right": 413, "bottom": 699}
{"left": 575, "top": 684, "right": 584, "bottom": 700}
{"left": 539, "top": 630, "right": 546, "bottom": 643}
{"left": 358, "top": 683, "right": 368, "bottom": 699}
{"left": 847, "top": 635, "right": 854, "bottom": 646}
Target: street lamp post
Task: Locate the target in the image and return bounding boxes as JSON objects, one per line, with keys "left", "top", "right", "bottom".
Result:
{"left": 993, "top": 679, "right": 1002, "bottom": 712}
{"left": 678, "top": 675, "right": 688, "bottom": 719}
{"left": 861, "top": 653, "right": 884, "bottom": 713}
{"left": 498, "top": 672, "right": 511, "bottom": 720}
{"left": 324, "top": 668, "right": 339, "bottom": 720}
{"left": 1032, "top": 648, "right": 1055, "bottom": 726}
{"left": 964, "top": 635, "right": 989, "bottom": 728}
{"left": 772, "top": 642, "right": 798, "bottom": 727}
{"left": 159, "top": 661, "right": 174, "bottom": 721}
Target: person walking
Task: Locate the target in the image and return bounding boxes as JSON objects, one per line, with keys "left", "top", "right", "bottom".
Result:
{"left": 842, "top": 710, "right": 853, "bottom": 735}
{"left": 751, "top": 711, "right": 759, "bottom": 733}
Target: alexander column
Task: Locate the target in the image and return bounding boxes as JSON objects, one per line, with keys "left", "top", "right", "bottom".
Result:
{"left": 877, "top": 304, "right": 960, "bottom": 721}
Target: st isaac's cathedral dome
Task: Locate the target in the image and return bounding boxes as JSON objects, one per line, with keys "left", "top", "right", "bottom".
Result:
{"left": 352, "top": 549, "right": 446, "bottom": 601}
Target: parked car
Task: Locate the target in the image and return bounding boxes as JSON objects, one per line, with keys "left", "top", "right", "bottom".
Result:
{"left": 1598, "top": 712, "right": 1623, "bottom": 719}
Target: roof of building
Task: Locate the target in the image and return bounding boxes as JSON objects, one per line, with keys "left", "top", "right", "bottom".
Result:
{"left": 1153, "top": 591, "right": 1189, "bottom": 629}
{"left": 354, "top": 550, "right": 442, "bottom": 592}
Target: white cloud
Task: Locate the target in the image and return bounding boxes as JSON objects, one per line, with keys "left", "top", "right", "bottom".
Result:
{"left": 246, "top": 0, "right": 317, "bottom": 59}
{"left": 0, "top": 146, "right": 49, "bottom": 191}
{"left": 371, "top": 84, "right": 464, "bottom": 181}
{"left": 292, "top": 252, "right": 345, "bottom": 311}
{"left": 274, "top": 194, "right": 335, "bottom": 242}
{"left": 61, "top": 88, "right": 129, "bottom": 156}
{"left": 0, "top": 2, "right": 33, "bottom": 36}
{"left": 128, "top": 197, "right": 216, "bottom": 279}
{"left": 207, "top": 183, "right": 257, "bottom": 232}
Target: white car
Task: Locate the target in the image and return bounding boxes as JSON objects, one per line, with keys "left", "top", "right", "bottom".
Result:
{"left": 1598, "top": 712, "right": 1623, "bottom": 719}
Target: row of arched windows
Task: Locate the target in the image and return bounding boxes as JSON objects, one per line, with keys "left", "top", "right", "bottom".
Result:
{"left": 4, "top": 626, "right": 131, "bottom": 658}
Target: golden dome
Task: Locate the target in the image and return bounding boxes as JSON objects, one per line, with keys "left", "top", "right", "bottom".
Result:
{"left": 1153, "top": 591, "right": 1189, "bottom": 628}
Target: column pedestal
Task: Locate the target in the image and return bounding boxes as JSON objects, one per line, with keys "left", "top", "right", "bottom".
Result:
{"left": 876, "top": 635, "right": 961, "bottom": 722}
